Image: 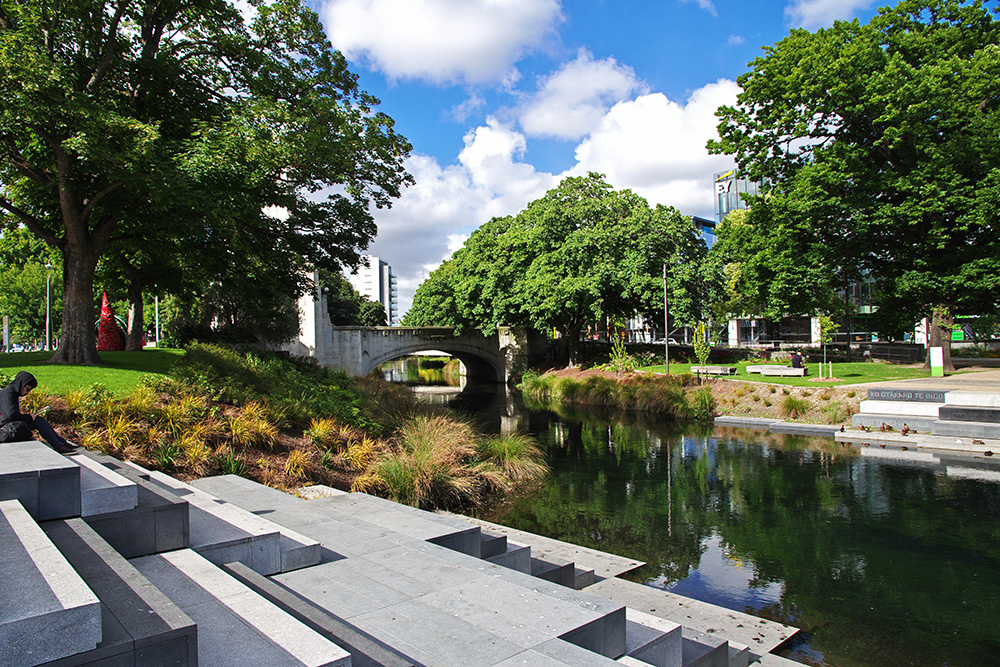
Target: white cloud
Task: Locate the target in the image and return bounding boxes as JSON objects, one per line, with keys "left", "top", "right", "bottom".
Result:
{"left": 449, "top": 93, "right": 486, "bottom": 123}
{"left": 784, "top": 0, "right": 875, "bottom": 30}
{"left": 568, "top": 79, "right": 741, "bottom": 216}
{"left": 320, "top": 0, "right": 563, "bottom": 84}
{"left": 367, "top": 120, "right": 555, "bottom": 315}
{"left": 727, "top": 34, "right": 745, "bottom": 46}
{"left": 679, "top": 0, "right": 717, "bottom": 17}
{"left": 368, "top": 79, "right": 742, "bottom": 318}
{"left": 518, "top": 50, "right": 647, "bottom": 140}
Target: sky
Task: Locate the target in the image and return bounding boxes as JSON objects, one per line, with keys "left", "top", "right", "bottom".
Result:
{"left": 312, "top": 0, "right": 886, "bottom": 318}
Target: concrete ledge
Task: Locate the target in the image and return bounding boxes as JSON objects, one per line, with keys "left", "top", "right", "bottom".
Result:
{"left": 945, "top": 390, "right": 1000, "bottom": 408}
{"left": 691, "top": 366, "right": 737, "bottom": 376}
{"left": 860, "top": 400, "right": 943, "bottom": 417}
{"left": 134, "top": 549, "right": 350, "bottom": 667}
{"left": 223, "top": 561, "right": 415, "bottom": 667}
{"left": 0, "top": 500, "right": 101, "bottom": 667}
{"left": 939, "top": 406, "right": 1000, "bottom": 423}
{"left": 486, "top": 543, "right": 532, "bottom": 573}
{"left": 68, "top": 450, "right": 138, "bottom": 517}
{"left": 624, "top": 608, "right": 681, "bottom": 667}
{"left": 767, "top": 423, "right": 841, "bottom": 437}
{"left": 42, "top": 518, "right": 197, "bottom": 666}
{"left": 932, "top": 420, "right": 1000, "bottom": 439}
{"left": 682, "top": 628, "right": 729, "bottom": 667}
{"left": 0, "top": 440, "right": 80, "bottom": 520}
{"left": 851, "top": 414, "right": 937, "bottom": 432}
{"left": 79, "top": 451, "right": 189, "bottom": 558}
{"left": 146, "top": 469, "right": 320, "bottom": 575}
{"left": 759, "top": 367, "right": 806, "bottom": 377}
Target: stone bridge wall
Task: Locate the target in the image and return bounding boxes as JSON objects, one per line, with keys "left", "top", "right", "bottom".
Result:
{"left": 283, "top": 276, "right": 543, "bottom": 384}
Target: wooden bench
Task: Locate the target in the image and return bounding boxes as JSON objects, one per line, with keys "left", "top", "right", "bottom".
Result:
{"left": 759, "top": 366, "right": 807, "bottom": 377}
{"left": 690, "top": 365, "right": 738, "bottom": 375}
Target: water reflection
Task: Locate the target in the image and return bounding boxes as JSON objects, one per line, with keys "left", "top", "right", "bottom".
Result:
{"left": 476, "top": 405, "right": 1000, "bottom": 667}
{"left": 380, "top": 368, "right": 1000, "bottom": 666}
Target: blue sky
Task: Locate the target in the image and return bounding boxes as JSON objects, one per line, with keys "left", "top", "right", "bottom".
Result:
{"left": 310, "top": 0, "right": 885, "bottom": 316}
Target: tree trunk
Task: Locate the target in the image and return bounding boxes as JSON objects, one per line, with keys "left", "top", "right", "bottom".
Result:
{"left": 125, "top": 277, "right": 144, "bottom": 351}
{"left": 922, "top": 306, "right": 956, "bottom": 372}
{"left": 49, "top": 247, "right": 102, "bottom": 364}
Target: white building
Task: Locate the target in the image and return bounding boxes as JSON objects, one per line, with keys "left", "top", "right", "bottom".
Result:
{"left": 346, "top": 255, "right": 398, "bottom": 326}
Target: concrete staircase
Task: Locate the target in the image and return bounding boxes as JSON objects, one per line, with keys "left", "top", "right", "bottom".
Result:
{"left": 854, "top": 386, "right": 1000, "bottom": 439}
{"left": 1, "top": 439, "right": 802, "bottom": 666}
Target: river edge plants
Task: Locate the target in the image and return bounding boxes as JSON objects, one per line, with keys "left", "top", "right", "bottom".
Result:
{"left": 1, "top": 344, "right": 546, "bottom": 511}
{"left": 520, "top": 369, "right": 716, "bottom": 422}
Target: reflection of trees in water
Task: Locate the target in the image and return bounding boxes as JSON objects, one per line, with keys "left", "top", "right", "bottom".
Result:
{"left": 484, "top": 410, "right": 1000, "bottom": 667}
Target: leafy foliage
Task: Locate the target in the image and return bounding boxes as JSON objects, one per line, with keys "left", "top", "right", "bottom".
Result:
{"left": 405, "top": 174, "right": 709, "bottom": 365}
{"left": 708, "top": 0, "right": 1000, "bottom": 358}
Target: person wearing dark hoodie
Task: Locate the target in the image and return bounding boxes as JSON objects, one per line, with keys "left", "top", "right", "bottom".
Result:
{"left": 0, "top": 371, "right": 77, "bottom": 454}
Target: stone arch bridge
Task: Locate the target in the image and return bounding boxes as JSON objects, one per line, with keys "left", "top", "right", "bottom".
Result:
{"left": 283, "top": 279, "right": 545, "bottom": 384}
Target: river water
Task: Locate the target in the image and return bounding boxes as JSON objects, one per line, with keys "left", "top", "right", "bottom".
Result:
{"left": 385, "top": 362, "right": 1000, "bottom": 667}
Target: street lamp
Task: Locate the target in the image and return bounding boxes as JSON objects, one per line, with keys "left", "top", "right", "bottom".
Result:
{"left": 45, "top": 263, "right": 53, "bottom": 352}
{"left": 663, "top": 262, "right": 670, "bottom": 375}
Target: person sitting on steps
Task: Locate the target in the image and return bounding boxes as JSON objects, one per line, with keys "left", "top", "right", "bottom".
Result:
{"left": 0, "top": 371, "right": 77, "bottom": 454}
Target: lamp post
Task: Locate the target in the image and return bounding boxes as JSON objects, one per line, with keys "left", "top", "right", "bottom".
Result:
{"left": 45, "top": 263, "right": 53, "bottom": 351}
{"left": 663, "top": 262, "right": 670, "bottom": 375}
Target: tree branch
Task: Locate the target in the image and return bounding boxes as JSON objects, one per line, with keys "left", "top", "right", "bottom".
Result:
{"left": 0, "top": 198, "right": 62, "bottom": 248}
{"left": 85, "top": 0, "right": 132, "bottom": 94}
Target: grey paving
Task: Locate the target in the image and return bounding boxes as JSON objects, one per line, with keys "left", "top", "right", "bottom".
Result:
{"left": 41, "top": 518, "right": 197, "bottom": 666}
{"left": 132, "top": 549, "right": 350, "bottom": 667}
{"left": 0, "top": 439, "right": 80, "bottom": 520}
{"left": 0, "top": 499, "right": 101, "bottom": 667}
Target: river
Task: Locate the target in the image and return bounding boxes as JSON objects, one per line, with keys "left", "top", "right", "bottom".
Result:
{"left": 383, "top": 360, "right": 1000, "bottom": 667}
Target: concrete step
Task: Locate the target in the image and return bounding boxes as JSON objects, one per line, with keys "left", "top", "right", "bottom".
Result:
{"left": 192, "top": 474, "right": 484, "bottom": 559}
{"left": 78, "top": 451, "right": 190, "bottom": 558}
{"left": 682, "top": 628, "right": 729, "bottom": 667}
{"left": 480, "top": 531, "right": 508, "bottom": 558}
{"left": 132, "top": 548, "right": 350, "bottom": 667}
{"left": 486, "top": 542, "right": 532, "bottom": 573}
{"left": 931, "top": 420, "right": 1000, "bottom": 439}
{"left": 766, "top": 423, "right": 841, "bottom": 437}
{"left": 533, "top": 556, "right": 579, "bottom": 588}
{"left": 67, "top": 450, "right": 137, "bottom": 517}
{"left": 222, "top": 561, "right": 415, "bottom": 667}
{"left": 0, "top": 439, "right": 80, "bottom": 520}
{"left": 0, "top": 499, "right": 101, "bottom": 666}
{"left": 41, "top": 517, "right": 197, "bottom": 666}
{"left": 851, "top": 414, "right": 938, "bottom": 432}
{"left": 143, "top": 468, "right": 320, "bottom": 574}
{"left": 944, "top": 390, "right": 1000, "bottom": 408}
{"left": 623, "top": 609, "right": 682, "bottom": 667}
{"left": 583, "top": 578, "right": 798, "bottom": 660}
{"left": 938, "top": 405, "right": 1000, "bottom": 423}
{"left": 858, "top": 399, "right": 943, "bottom": 418}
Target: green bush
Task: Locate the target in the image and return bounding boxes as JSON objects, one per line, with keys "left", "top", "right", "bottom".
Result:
{"left": 780, "top": 395, "right": 811, "bottom": 419}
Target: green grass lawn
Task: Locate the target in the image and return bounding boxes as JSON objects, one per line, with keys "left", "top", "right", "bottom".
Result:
{"left": 0, "top": 348, "right": 185, "bottom": 396}
{"left": 638, "top": 360, "right": 945, "bottom": 387}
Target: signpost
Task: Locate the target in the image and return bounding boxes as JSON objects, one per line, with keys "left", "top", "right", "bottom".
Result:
{"left": 930, "top": 346, "right": 944, "bottom": 377}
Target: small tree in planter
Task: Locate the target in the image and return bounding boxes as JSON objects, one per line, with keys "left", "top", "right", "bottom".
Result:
{"left": 694, "top": 323, "right": 711, "bottom": 384}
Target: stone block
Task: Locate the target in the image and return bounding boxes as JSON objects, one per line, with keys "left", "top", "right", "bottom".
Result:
{"left": 0, "top": 500, "right": 101, "bottom": 666}
{"left": 486, "top": 544, "right": 532, "bottom": 573}
{"left": 41, "top": 518, "right": 197, "bottom": 667}
{"left": 532, "top": 557, "right": 577, "bottom": 588}
{"left": 859, "top": 400, "right": 943, "bottom": 417}
{"left": 623, "top": 609, "right": 682, "bottom": 667}
{"left": 682, "top": 628, "right": 729, "bottom": 667}
{"left": 134, "top": 549, "right": 350, "bottom": 667}
{"left": 938, "top": 406, "right": 1000, "bottom": 423}
{"left": 70, "top": 452, "right": 138, "bottom": 517}
{"left": 0, "top": 440, "right": 80, "bottom": 520}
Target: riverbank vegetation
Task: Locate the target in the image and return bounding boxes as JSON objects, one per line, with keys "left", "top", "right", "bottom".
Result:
{"left": 1, "top": 345, "right": 546, "bottom": 510}
{"left": 521, "top": 370, "right": 716, "bottom": 422}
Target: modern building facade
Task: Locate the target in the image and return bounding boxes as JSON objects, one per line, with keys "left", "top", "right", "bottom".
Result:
{"left": 714, "top": 168, "right": 762, "bottom": 224}
{"left": 346, "top": 255, "right": 399, "bottom": 326}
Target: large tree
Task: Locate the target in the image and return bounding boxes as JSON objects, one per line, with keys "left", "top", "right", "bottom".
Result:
{"left": 405, "top": 173, "right": 708, "bottom": 365}
{"left": 0, "top": 0, "right": 411, "bottom": 363}
{"left": 708, "top": 0, "right": 1000, "bottom": 369}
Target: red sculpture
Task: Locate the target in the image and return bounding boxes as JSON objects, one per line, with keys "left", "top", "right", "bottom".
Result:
{"left": 97, "top": 292, "right": 125, "bottom": 351}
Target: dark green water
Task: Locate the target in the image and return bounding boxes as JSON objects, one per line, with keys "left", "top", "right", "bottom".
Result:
{"left": 473, "top": 401, "right": 1000, "bottom": 667}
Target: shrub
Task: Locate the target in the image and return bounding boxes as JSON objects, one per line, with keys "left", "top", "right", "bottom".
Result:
{"left": 478, "top": 433, "right": 548, "bottom": 483}
{"left": 780, "top": 395, "right": 810, "bottom": 419}
{"left": 285, "top": 450, "right": 311, "bottom": 479}
{"left": 305, "top": 417, "right": 341, "bottom": 451}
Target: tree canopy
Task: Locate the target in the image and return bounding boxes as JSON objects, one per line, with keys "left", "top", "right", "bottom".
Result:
{"left": 0, "top": 0, "right": 411, "bottom": 362}
{"left": 708, "top": 0, "right": 1000, "bottom": 366}
{"left": 405, "top": 173, "right": 708, "bottom": 365}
